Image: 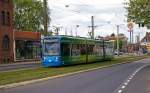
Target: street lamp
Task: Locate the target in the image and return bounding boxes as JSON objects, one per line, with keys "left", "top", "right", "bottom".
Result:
{"left": 116, "top": 25, "right": 120, "bottom": 56}
{"left": 114, "top": 24, "right": 125, "bottom": 56}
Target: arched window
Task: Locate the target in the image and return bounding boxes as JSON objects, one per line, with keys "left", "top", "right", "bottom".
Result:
{"left": 2, "top": 35, "right": 10, "bottom": 50}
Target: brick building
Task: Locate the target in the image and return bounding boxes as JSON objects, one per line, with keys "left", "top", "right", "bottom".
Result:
{"left": 0, "top": 1, "right": 41, "bottom": 63}
{"left": 0, "top": 0, "right": 14, "bottom": 63}
{"left": 140, "top": 32, "right": 150, "bottom": 53}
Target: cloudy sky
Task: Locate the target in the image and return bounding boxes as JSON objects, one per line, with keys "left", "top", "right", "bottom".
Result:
{"left": 48, "top": 0, "right": 147, "bottom": 40}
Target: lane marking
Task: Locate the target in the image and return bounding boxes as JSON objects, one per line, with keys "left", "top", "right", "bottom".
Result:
{"left": 124, "top": 82, "right": 128, "bottom": 85}
{"left": 129, "top": 78, "right": 132, "bottom": 80}
{"left": 118, "top": 90, "right": 122, "bottom": 93}
{"left": 113, "top": 65, "right": 148, "bottom": 93}
{"left": 121, "top": 86, "right": 125, "bottom": 89}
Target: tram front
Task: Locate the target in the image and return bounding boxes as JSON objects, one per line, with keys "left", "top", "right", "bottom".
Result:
{"left": 42, "top": 37, "right": 61, "bottom": 67}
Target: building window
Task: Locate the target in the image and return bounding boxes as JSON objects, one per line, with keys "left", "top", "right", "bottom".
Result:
{"left": 1, "top": 11, "right": 10, "bottom": 26}
{"left": 2, "top": 35, "right": 10, "bottom": 50}
{"left": 0, "top": 0, "right": 9, "bottom": 3}
{"left": 1, "top": 11, "right": 5, "bottom": 25}
{"left": 6, "top": 12, "right": 10, "bottom": 26}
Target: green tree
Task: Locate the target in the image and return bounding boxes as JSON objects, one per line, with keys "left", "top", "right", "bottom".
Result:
{"left": 114, "top": 40, "right": 123, "bottom": 51}
{"left": 13, "top": 0, "right": 50, "bottom": 33}
{"left": 126, "top": 0, "right": 150, "bottom": 28}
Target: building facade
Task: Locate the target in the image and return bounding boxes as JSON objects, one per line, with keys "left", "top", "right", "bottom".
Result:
{"left": 0, "top": 0, "right": 14, "bottom": 63}
{"left": 140, "top": 32, "right": 150, "bottom": 53}
{"left": 103, "top": 33, "right": 128, "bottom": 52}
{"left": 14, "top": 31, "right": 41, "bottom": 61}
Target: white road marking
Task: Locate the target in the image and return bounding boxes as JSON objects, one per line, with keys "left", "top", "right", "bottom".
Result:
{"left": 124, "top": 82, "right": 128, "bottom": 85}
{"left": 121, "top": 86, "right": 125, "bottom": 89}
{"left": 113, "top": 65, "right": 148, "bottom": 93}
{"left": 129, "top": 78, "right": 132, "bottom": 80}
{"left": 118, "top": 90, "right": 122, "bottom": 93}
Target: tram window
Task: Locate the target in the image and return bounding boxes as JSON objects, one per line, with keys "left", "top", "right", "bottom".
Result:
{"left": 88, "top": 45, "right": 94, "bottom": 55}
{"left": 93, "top": 45, "right": 102, "bottom": 56}
{"left": 80, "top": 44, "right": 86, "bottom": 55}
{"left": 61, "top": 44, "right": 70, "bottom": 56}
{"left": 44, "top": 42, "right": 59, "bottom": 56}
{"left": 72, "top": 44, "right": 81, "bottom": 56}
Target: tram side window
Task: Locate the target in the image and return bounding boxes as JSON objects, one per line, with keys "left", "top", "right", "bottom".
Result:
{"left": 61, "top": 43, "right": 70, "bottom": 56}
{"left": 93, "top": 45, "right": 103, "bottom": 56}
{"left": 106, "top": 43, "right": 113, "bottom": 55}
{"left": 72, "top": 44, "right": 80, "bottom": 56}
{"left": 88, "top": 45, "right": 94, "bottom": 55}
{"left": 80, "top": 44, "right": 86, "bottom": 55}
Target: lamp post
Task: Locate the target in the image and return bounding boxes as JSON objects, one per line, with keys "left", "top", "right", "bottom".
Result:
{"left": 115, "top": 24, "right": 125, "bottom": 56}
{"left": 116, "top": 25, "right": 120, "bottom": 56}
{"left": 76, "top": 25, "right": 79, "bottom": 37}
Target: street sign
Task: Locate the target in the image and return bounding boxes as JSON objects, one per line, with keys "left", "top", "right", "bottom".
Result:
{"left": 127, "top": 22, "right": 134, "bottom": 30}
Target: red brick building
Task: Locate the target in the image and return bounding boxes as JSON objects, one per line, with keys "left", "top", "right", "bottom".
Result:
{"left": 0, "top": 1, "right": 41, "bottom": 63}
{"left": 0, "top": 0, "right": 14, "bottom": 63}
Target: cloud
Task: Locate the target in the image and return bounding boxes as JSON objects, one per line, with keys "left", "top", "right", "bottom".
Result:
{"left": 49, "top": 0, "right": 144, "bottom": 40}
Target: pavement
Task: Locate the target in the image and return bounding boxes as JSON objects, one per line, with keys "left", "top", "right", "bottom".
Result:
{"left": 0, "top": 58, "right": 149, "bottom": 93}
{"left": 0, "top": 61, "right": 41, "bottom": 72}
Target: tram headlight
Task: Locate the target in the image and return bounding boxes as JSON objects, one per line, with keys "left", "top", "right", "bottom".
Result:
{"left": 43, "top": 57, "right": 46, "bottom": 60}
{"left": 55, "top": 57, "right": 60, "bottom": 61}
{"left": 48, "top": 59, "right": 52, "bottom": 62}
{"left": 55, "top": 57, "right": 58, "bottom": 60}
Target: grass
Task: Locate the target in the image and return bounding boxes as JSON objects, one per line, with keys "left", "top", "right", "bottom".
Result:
{"left": 0, "top": 55, "right": 149, "bottom": 86}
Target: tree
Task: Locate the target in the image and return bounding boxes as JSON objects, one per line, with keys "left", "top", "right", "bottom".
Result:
{"left": 110, "top": 33, "right": 115, "bottom": 37}
{"left": 126, "top": 0, "right": 150, "bottom": 28}
{"left": 13, "top": 0, "right": 50, "bottom": 33}
{"left": 114, "top": 39, "right": 123, "bottom": 51}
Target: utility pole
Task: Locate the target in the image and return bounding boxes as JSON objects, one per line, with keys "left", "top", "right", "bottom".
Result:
{"left": 76, "top": 25, "right": 79, "bottom": 37}
{"left": 65, "top": 27, "right": 67, "bottom": 36}
{"left": 70, "top": 27, "right": 73, "bottom": 36}
{"left": 43, "top": 0, "right": 48, "bottom": 36}
{"left": 88, "top": 16, "right": 97, "bottom": 39}
{"left": 132, "top": 30, "right": 134, "bottom": 43}
{"left": 117, "top": 25, "right": 120, "bottom": 56}
{"left": 130, "top": 30, "right": 132, "bottom": 43}
{"left": 91, "top": 16, "right": 94, "bottom": 39}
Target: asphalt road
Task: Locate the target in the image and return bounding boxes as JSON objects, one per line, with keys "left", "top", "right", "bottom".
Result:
{"left": 123, "top": 64, "right": 150, "bottom": 93}
{"left": 0, "top": 62, "right": 41, "bottom": 72}
{"left": 0, "top": 58, "right": 150, "bottom": 93}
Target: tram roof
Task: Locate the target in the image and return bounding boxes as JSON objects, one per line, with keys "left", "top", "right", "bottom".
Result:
{"left": 43, "top": 35, "right": 112, "bottom": 44}
{"left": 44, "top": 35, "right": 102, "bottom": 40}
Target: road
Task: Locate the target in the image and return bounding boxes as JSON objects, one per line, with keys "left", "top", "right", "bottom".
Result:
{"left": 0, "top": 58, "right": 150, "bottom": 93}
{"left": 123, "top": 63, "right": 150, "bottom": 93}
{"left": 0, "top": 62, "right": 41, "bottom": 72}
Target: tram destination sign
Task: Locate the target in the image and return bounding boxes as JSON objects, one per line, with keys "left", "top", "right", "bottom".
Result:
{"left": 44, "top": 39, "right": 59, "bottom": 43}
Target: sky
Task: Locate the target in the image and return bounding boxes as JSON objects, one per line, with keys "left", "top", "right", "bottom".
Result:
{"left": 48, "top": 0, "right": 147, "bottom": 41}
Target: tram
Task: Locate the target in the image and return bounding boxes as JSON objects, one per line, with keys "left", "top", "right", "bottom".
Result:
{"left": 41, "top": 36, "right": 113, "bottom": 67}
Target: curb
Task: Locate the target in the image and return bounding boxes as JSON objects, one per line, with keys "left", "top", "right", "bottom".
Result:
{"left": 0, "top": 58, "right": 146, "bottom": 90}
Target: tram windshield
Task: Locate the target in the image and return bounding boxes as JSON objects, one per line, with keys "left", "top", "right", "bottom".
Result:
{"left": 43, "top": 41, "right": 59, "bottom": 56}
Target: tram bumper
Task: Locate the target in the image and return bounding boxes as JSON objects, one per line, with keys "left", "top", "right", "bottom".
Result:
{"left": 42, "top": 56, "right": 62, "bottom": 67}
